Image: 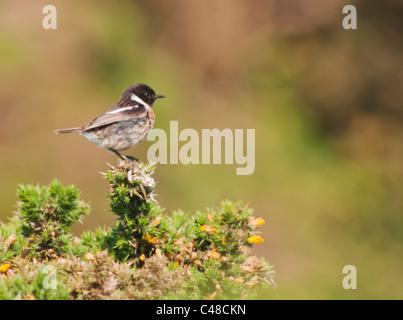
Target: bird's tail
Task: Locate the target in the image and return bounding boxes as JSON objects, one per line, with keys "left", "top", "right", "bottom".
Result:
{"left": 54, "top": 127, "right": 84, "bottom": 134}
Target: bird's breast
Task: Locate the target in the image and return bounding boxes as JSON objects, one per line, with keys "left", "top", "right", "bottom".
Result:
{"left": 146, "top": 105, "right": 155, "bottom": 128}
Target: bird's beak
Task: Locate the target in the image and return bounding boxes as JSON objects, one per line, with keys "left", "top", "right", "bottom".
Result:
{"left": 155, "top": 94, "right": 166, "bottom": 99}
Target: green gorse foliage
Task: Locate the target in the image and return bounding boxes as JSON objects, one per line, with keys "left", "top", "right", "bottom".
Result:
{"left": 0, "top": 162, "right": 274, "bottom": 300}
{"left": 103, "top": 162, "right": 163, "bottom": 264}
{"left": 17, "top": 179, "right": 90, "bottom": 259}
{"left": 0, "top": 219, "right": 25, "bottom": 262}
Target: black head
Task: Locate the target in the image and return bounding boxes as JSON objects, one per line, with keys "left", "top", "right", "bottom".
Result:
{"left": 120, "top": 83, "right": 165, "bottom": 106}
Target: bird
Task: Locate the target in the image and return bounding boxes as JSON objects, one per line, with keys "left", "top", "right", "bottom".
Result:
{"left": 54, "top": 83, "right": 165, "bottom": 162}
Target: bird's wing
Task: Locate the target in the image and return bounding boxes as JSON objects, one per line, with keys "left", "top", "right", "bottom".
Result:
{"left": 83, "top": 104, "right": 147, "bottom": 131}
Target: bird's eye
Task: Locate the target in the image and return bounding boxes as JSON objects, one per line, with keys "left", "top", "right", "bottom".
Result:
{"left": 144, "top": 92, "right": 149, "bottom": 97}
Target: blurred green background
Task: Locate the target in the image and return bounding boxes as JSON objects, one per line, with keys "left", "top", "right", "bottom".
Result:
{"left": 1, "top": 0, "right": 402, "bottom": 299}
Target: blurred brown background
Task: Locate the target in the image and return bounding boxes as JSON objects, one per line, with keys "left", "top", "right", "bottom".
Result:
{"left": 1, "top": 0, "right": 402, "bottom": 299}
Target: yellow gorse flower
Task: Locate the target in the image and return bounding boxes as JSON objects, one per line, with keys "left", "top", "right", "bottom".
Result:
{"left": 247, "top": 235, "right": 264, "bottom": 244}
{"left": 143, "top": 234, "right": 157, "bottom": 244}
{"left": 207, "top": 250, "right": 221, "bottom": 259}
{"left": 200, "top": 225, "right": 218, "bottom": 234}
{"left": 249, "top": 217, "right": 266, "bottom": 227}
{"left": 139, "top": 254, "right": 146, "bottom": 261}
{"left": 0, "top": 263, "right": 11, "bottom": 273}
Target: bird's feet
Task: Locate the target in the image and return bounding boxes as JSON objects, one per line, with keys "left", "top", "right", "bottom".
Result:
{"left": 123, "top": 155, "right": 139, "bottom": 162}
{"left": 111, "top": 149, "right": 139, "bottom": 163}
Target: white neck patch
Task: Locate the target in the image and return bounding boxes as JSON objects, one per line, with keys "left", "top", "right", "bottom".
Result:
{"left": 130, "top": 93, "right": 148, "bottom": 106}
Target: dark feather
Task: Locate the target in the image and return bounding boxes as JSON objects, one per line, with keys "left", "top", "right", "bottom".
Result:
{"left": 83, "top": 104, "right": 147, "bottom": 132}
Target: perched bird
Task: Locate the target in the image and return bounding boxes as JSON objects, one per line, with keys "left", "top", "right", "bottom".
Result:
{"left": 54, "top": 83, "right": 165, "bottom": 162}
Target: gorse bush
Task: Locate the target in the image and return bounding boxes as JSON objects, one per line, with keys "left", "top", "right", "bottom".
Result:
{"left": 0, "top": 161, "right": 275, "bottom": 300}
{"left": 17, "top": 179, "right": 90, "bottom": 259}
{"left": 103, "top": 162, "right": 163, "bottom": 264}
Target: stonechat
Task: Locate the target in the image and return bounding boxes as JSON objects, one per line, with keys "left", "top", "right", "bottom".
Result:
{"left": 54, "top": 83, "right": 165, "bottom": 162}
